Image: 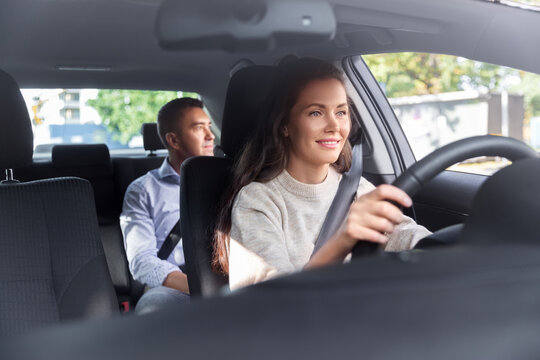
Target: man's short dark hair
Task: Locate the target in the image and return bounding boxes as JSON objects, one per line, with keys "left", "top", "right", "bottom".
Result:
{"left": 157, "top": 97, "right": 204, "bottom": 147}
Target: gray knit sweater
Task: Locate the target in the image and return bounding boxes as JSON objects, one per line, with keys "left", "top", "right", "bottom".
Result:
{"left": 229, "top": 168, "right": 431, "bottom": 290}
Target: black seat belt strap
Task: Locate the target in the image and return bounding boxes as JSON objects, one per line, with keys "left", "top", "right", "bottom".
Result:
{"left": 311, "top": 143, "right": 363, "bottom": 256}
{"left": 157, "top": 220, "right": 181, "bottom": 260}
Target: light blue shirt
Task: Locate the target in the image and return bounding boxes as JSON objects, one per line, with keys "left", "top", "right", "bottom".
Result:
{"left": 120, "top": 158, "right": 183, "bottom": 288}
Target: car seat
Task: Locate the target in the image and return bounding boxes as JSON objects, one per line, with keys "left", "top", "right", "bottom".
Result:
{"left": 0, "top": 69, "right": 118, "bottom": 335}
{"left": 180, "top": 65, "right": 275, "bottom": 297}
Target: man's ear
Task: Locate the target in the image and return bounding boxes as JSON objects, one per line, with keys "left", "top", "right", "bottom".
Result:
{"left": 165, "top": 132, "right": 181, "bottom": 150}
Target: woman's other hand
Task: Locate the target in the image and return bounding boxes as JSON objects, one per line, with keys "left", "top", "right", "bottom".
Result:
{"left": 340, "top": 184, "right": 412, "bottom": 249}
{"left": 306, "top": 184, "right": 412, "bottom": 269}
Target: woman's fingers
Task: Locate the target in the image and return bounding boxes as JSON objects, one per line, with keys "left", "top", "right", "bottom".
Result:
{"left": 368, "top": 184, "right": 412, "bottom": 208}
{"left": 350, "top": 196, "right": 403, "bottom": 225}
{"left": 347, "top": 223, "right": 388, "bottom": 244}
{"left": 372, "top": 201, "right": 404, "bottom": 224}
{"left": 348, "top": 212, "right": 394, "bottom": 233}
{"left": 342, "top": 184, "right": 414, "bottom": 246}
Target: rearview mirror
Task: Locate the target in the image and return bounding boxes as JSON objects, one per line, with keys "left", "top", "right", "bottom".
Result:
{"left": 155, "top": 0, "right": 336, "bottom": 52}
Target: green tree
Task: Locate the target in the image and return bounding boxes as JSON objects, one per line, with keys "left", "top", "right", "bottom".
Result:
{"left": 363, "top": 53, "right": 512, "bottom": 98}
{"left": 87, "top": 90, "right": 198, "bottom": 144}
{"left": 363, "top": 52, "right": 540, "bottom": 119}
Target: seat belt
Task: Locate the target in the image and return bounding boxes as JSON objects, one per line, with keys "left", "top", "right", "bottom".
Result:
{"left": 311, "top": 143, "right": 377, "bottom": 257}
{"left": 157, "top": 220, "right": 181, "bottom": 260}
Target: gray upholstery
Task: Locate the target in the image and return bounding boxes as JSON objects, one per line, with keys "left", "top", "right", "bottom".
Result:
{"left": 0, "top": 70, "right": 33, "bottom": 169}
{"left": 221, "top": 65, "right": 275, "bottom": 158}
{"left": 0, "top": 178, "right": 118, "bottom": 335}
{"left": 52, "top": 144, "right": 111, "bottom": 168}
{"left": 0, "top": 69, "right": 118, "bottom": 335}
{"left": 181, "top": 65, "right": 275, "bottom": 297}
{"left": 142, "top": 123, "right": 165, "bottom": 151}
{"left": 52, "top": 144, "right": 117, "bottom": 217}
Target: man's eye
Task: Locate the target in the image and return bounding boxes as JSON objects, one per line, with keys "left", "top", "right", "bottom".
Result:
{"left": 309, "top": 110, "right": 322, "bottom": 117}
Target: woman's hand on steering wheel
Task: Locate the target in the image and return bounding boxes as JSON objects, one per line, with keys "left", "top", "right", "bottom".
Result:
{"left": 307, "top": 185, "right": 412, "bottom": 268}
{"left": 339, "top": 184, "right": 412, "bottom": 251}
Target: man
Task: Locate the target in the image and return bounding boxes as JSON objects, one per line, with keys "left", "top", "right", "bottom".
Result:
{"left": 120, "top": 97, "right": 215, "bottom": 313}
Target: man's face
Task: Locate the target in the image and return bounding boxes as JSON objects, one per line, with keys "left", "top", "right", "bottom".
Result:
{"left": 169, "top": 107, "right": 215, "bottom": 159}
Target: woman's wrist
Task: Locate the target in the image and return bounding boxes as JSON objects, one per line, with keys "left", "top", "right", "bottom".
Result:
{"left": 305, "top": 232, "right": 353, "bottom": 270}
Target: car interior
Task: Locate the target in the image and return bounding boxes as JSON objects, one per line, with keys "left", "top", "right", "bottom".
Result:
{"left": 3, "top": 0, "right": 540, "bottom": 358}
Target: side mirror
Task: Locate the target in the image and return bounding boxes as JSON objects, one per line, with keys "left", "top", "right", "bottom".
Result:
{"left": 155, "top": 0, "right": 336, "bottom": 52}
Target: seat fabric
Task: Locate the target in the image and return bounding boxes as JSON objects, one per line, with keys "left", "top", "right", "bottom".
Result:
{"left": 0, "top": 178, "right": 118, "bottom": 335}
{"left": 142, "top": 123, "right": 165, "bottom": 152}
{"left": 180, "top": 65, "right": 275, "bottom": 297}
{"left": 0, "top": 69, "right": 118, "bottom": 334}
{"left": 180, "top": 157, "right": 232, "bottom": 297}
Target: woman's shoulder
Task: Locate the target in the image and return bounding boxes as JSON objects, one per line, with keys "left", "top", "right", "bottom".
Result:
{"left": 238, "top": 179, "right": 277, "bottom": 197}
{"left": 234, "top": 178, "right": 283, "bottom": 209}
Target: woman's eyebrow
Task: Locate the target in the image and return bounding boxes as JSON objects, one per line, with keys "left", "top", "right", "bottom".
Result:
{"left": 304, "top": 102, "right": 348, "bottom": 110}
{"left": 304, "top": 103, "right": 326, "bottom": 109}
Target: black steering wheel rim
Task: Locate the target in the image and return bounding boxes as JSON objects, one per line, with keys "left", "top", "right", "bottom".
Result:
{"left": 352, "top": 135, "right": 538, "bottom": 258}
{"left": 392, "top": 135, "right": 538, "bottom": 198}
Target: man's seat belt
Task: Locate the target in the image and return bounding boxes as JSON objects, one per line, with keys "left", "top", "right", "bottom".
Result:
{"left": 311, "top": 143, "right": 371, "bottom": 256}
{"left": 157, "top": 220, "right": 181, "bottom": 260}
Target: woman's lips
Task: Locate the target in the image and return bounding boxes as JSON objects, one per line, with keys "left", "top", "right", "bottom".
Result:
{"left": 316, "top": 139, "right": 341, "bottom": 149}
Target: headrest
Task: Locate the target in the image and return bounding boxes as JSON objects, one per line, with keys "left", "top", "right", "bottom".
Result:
{"left": 0, "top": 70, "right": 33, "bottom": 169}
{"left": 461, "top": 158, "right": 540, "bottom": 245}
{"left": 221, "top": 65, "right": 275, "bottom": 158}
{"left": 52, "top": 144, "right": 111, "bottom": 168}
{"left": 142, "top": 123, "right": 165, "bottom": 151}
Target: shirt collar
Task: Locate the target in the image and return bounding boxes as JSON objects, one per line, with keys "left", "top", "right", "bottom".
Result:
{"left": 157, "top": 157, "right": 180, "bottom": 181}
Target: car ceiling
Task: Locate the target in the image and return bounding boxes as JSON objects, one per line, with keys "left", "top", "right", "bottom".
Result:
{"left": 0, "top": 0, "right": 539, "bottom": 96}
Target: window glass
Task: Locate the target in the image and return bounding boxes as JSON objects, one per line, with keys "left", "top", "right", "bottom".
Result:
{"left": 363, "top": 53, "right": 540, "bottom": 175}
{"left": 489, "top": 0, "right": 540, "bottom": 11}
{"left": 21, "top": 89, "right": 200, "bottom": 155}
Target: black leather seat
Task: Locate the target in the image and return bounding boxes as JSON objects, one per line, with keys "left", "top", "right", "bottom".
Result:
{"left": 180, "top": 66, "right": 275, "bottom": 297}
{"left": 0, "top": 69, "right": 118, "bottom": 335}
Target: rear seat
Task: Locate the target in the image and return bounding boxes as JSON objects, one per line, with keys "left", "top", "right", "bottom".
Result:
{"left": 52, "top": 144, "right": 118, "bottom": 219}
{"left": 50, "top": 144, "right": 138, "bottom": 310}
{"left": 12, "top": 124, "right": 166, "bottom": 312}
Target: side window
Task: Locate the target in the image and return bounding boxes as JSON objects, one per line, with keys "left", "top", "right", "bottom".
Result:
{"left": 22, "top": 89, "right": 200, "bottom": 156}
{"left": 363, "top": 53, "right": 540, "bottom": 175}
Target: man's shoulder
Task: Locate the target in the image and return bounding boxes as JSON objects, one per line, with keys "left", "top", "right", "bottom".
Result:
{"left": 125, "top": 168, "right": 160, "bottom": 195}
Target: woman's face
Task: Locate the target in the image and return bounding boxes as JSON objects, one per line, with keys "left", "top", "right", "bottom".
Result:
{"left": 286, "top": 78, "right": 350, "bottom": 170}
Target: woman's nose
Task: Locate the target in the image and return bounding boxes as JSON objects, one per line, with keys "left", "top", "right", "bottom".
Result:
{"left": 326, "top": 113, "right": 340, "bottom": 131}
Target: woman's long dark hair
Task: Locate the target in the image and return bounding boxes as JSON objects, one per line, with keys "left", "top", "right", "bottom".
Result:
{"left": 213, "top": 57, "right": 352, "bottom": 275}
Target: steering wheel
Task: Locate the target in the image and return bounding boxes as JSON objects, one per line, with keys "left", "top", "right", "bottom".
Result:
{"left": 352, "top": 135, "right": 538, "bottom": 257}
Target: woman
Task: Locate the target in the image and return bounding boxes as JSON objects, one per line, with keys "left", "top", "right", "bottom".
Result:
{"left": 214, "top": 57, "right": 431, "bottom": 290}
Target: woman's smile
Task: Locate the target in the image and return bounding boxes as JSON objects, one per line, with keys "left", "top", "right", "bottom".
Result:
{"left": 316, "top": 138, "right": 341, "bottom": 149}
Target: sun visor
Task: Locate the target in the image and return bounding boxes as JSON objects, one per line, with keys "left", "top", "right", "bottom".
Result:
{"left": 155, "top": 0, "right": 336, "bottom": 52}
